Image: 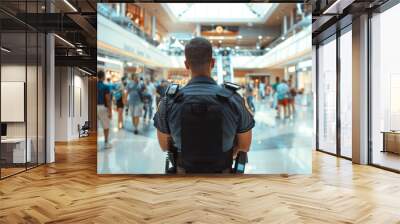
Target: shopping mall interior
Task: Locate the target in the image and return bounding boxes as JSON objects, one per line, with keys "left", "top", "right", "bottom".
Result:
{"left": 97, "top": 3, "right": 313, "bottom": 174}
{"left": 0, "top": 0, "right": 399, "bottom": 223}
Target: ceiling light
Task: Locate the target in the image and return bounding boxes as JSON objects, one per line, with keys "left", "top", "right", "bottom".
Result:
{"left": 1, "top": 47, "right": 11, "bottom": 53}
{"left": 78, "top": 68, "right": 92, "bottom": 76}
{"left": 237, "top": 35, "right": 242, "bottom": 39}
{"left": 63, "top": 0, "right": 78, "bottom": 12}
{"left": 127, "top": 62, "right": 133, "bottom": 66}
{"left": 256, "top": 46, "right": 260, "bottom": 50}
{"left": 219, "top": 40, "right": 222, "bottom": 43}
{"left": 216, "top": 26, "right": 224, "bottom": 33}
{"left": 235, "top": 46, "right": 239, "bottom": 50}
{"left": 258, "top": 35, "right": 262, "bottom": 40}
{"left": 54, "top": 34, "right": 75, "bottom": 48}
{"left": 323, "top": 0, "right": 348, "bottom": 15}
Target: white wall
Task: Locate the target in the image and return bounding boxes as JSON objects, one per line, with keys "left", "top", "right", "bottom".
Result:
{"left": 1, "top": 64, "right": 46, "bottom": 164}
{"left": 1, "top": 65, "right": 31, "bottom": 137}
{"left": 54, "top": 67, "right": 89, "bottom": 141}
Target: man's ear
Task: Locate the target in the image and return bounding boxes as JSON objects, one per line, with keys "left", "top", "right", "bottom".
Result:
{"left": 184, "top": 60, "right": 190, "bottom": 70}
{"left": 210, "top": 58, "right": 215, "bottom": 69}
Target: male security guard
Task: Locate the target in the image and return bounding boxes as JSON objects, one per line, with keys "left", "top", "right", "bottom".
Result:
{"left": 153, "top": 37, "right": 255, "bottom": 173}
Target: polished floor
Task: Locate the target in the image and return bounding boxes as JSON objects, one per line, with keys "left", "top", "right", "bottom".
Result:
{"left": 1, "top": 136, "right": 400, "bottom": 223}
{"left": 98, "top": 98, "right": 313, "bottom": 174}
{"left": 372, "top": 150, "right": 400, "bottom": 171}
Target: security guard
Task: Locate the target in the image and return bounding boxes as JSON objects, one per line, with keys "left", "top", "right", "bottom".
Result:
{"left": 153, "top": 37, "right": 255, "bottom": 174}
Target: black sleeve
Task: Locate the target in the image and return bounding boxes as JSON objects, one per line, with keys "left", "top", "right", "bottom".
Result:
{"left": 153, "top": 97, "right": 170, "bottom": 134}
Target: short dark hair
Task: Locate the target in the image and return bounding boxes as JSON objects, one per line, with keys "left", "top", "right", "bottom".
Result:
{"left": 98, "top": 70, "right": 105, "bottom": 80}
{"left": 185, "top": 37, "right": 212, "bottom": 70}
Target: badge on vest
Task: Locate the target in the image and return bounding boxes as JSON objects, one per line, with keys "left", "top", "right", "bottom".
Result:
{"left": 166, "top": 84, "right": 179, "bottom": 97}
{"left": 223, "top": 82, "right": 241, "bottom": 92}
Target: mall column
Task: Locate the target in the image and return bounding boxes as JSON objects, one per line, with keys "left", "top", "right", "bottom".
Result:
{"left": 352, "top": 14, "right": 369, "bottom": 164}
{"left": 46, "top": 1, "right": 56, "bottom": 163}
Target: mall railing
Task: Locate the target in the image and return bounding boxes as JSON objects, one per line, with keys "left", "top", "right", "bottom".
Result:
{"left": 97, "top": 4, "right": 159, "bottom": 47}
{"left": 266, "top": 14, "right": 312, "bottom": 53}
{"left": 161, "top": 48, "right": 266, "bottom": 57}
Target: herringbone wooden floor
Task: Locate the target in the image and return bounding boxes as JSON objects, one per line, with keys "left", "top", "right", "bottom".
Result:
{"left": 1, "top": 136, "right": 400, "bottom": 224}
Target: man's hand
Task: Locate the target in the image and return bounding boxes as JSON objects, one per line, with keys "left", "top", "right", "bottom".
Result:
{"left": 157, "top": 130, "right": 171, "bottom": 152}
{"left": 233, "top": 130, "right": 252, "bottom": 158}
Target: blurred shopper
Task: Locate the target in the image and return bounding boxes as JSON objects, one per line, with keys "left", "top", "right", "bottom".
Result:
{"left": 276, "top": 80, "right": 290, "bottom": 119}
{"left": 245, "top": 80, "right": 256, "bottom": 113}
{"left": 142, "top": 86, "right": 153, "bottom": 122}
{"left": 127, "top": 74, "right": 144, "bottom": 134}
{"left": 156, "top": 80, "right": 168, "bottom": 106}
{"left": 114, "top": 81, "right": 126, "bottom": 129}
{"left": 288, "top": 79, "right": 297, "bottom": 117}
{"left": 97, "top": 71, "right": 112, "bottom": 149}
{"left": 121, "top": 76, "right": 129, "bottom": 116}
{"left": 145, "top": 79, "right": 156, "bottom": 111}
{"left": 259, "top": 81, "right": 265, "bottom": 100}
{"left": 271, "top": 76, "right": 280, "bottom": 93}
{"left": 271, "top": 77, "right": 280, "bottom": 110}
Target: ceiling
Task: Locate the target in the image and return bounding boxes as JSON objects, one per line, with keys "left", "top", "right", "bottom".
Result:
{"left": 162, "top": 3, "right": 277, "bottom": 23}
{"left": 0, "top": 0, "right": 97, "bottom": 74}
{"left": 136, "top": 3, "right": 300, "bottom": 49}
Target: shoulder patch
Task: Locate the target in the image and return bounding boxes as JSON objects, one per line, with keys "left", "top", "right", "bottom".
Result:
{"left": 166, "top": 83, "right": 179, "bottom": 97}
{"left": 223, "top": 82, "right": 241, "bottom": 92}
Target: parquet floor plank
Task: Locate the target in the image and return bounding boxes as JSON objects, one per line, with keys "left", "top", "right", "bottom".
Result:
{"left": 0, "top": 136, "right": 400, "bottom": 223}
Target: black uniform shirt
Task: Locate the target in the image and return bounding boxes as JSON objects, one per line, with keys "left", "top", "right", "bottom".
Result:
{"left": 154, "top": 76, "right": 255, "bottom": 152}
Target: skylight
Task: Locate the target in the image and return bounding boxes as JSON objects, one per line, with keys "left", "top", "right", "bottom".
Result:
{"left": 163, "top": 3, "right": 276, "bottom": 23}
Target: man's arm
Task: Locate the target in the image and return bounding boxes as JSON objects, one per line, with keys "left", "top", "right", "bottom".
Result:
{"left": 153, "top": 97, "right": 171, "bottom": 152}
{"left": 233, "top": 130, "right": 252, "bottom": 156}
{"left": 157, "top": 130, "right": 171, "bottom": 152}
{"left": 232, "top": 93, "right": 255, "bottom": 157}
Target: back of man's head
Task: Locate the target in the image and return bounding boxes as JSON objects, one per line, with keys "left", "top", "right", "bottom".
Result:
{"left": 98, "top": 70, "right": 105, "bottom": 81}
{"left": 184, "top": 37, "right": 213, "bottom": 75}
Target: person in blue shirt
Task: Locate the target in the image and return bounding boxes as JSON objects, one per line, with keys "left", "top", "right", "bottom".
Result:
{"left": 97, "top": 70, "right": 112, "bottom": 149}
{"left": 153, "top": 37, "right": 255, "bottom": 173}
{"left": 276, "top": 79, "right": 290, "bottom": 119}
{"left": 127, "top": 74, "right": 144, "bottom": 134}
{"left": 142, "top": 85, "right": 153, "bottom": 122}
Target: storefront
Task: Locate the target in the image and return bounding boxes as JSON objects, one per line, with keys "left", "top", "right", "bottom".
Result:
{"left": 315, "top": 25, "right": 352, "bottom": 159}
{"left": 315, "top": 0, "right": 400, "bottom": 172}
{"left": 369, "top": 2, "right": 400, "bottom": 171}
